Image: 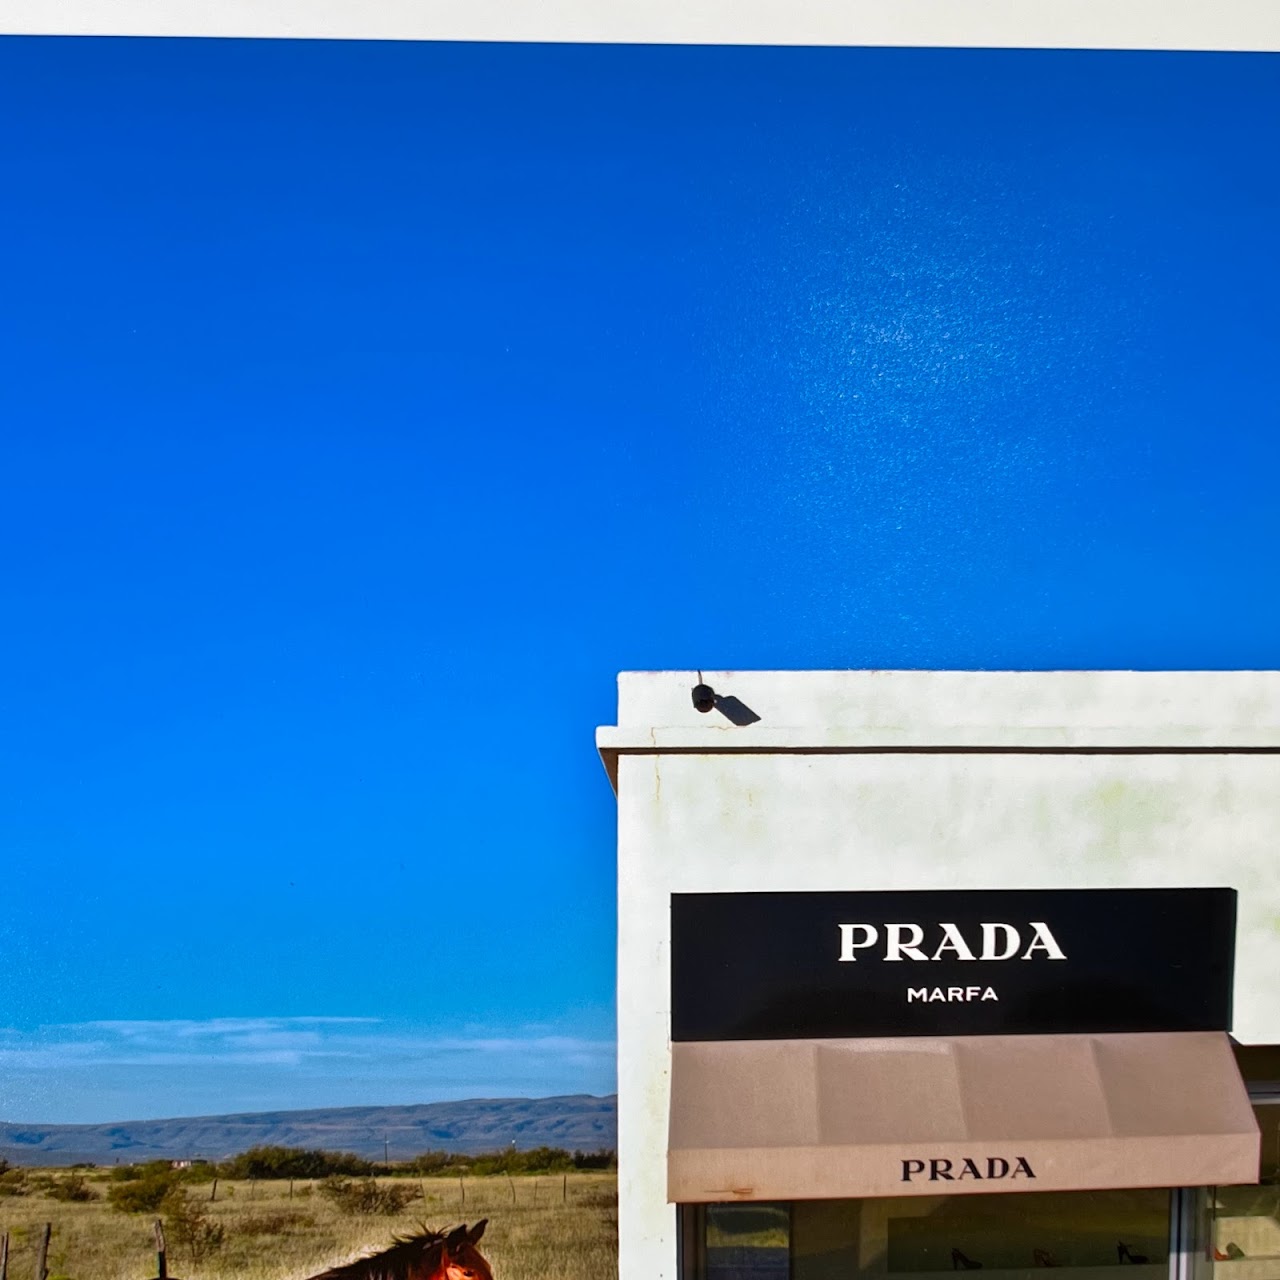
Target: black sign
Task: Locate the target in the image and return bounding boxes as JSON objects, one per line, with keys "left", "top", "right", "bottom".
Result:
{"left": 670, "top": 888, "right": 1236, "bottom": 1040}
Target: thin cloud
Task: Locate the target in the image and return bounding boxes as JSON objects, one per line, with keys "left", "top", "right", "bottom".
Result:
{"left": 77, "top": 1017, "right": 381, "bottom": 1035}
{"left": 0, "top": 1018, "right": 616, "bottom": 1123}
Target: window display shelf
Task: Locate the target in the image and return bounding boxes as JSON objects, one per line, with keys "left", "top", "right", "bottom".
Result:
{"left": 1204, "top": 1262, "right": 1280, "bottom": 1280}
{"left": 889, "top": 1266, "right": 1168, "bottom": 1280}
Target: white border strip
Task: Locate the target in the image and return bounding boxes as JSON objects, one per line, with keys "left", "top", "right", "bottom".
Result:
{"left": 0, "top": 0, "right": 1277, "bottom": 50}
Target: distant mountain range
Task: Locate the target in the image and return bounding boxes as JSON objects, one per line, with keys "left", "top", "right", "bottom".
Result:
{"left": 0, "top": 1094, "right": 617, "bottom": 1167}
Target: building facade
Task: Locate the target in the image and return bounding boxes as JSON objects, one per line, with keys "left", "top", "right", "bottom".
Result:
{"left": 599, "top": 671, "right": 1280, "bottom": 1280}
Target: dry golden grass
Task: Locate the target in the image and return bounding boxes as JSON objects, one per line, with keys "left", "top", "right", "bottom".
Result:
{"left": 0, "top": 1172, "right": 617, "bottom": 1280}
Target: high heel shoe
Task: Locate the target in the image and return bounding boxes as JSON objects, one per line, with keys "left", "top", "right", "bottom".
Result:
{"left": 952, "top": 1249, "right": 983, "bottom": 1270}
{"left": 1118, "top": 1243, "right": 1150, "bottom": 1265}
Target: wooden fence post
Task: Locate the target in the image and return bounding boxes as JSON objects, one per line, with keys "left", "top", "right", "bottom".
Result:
{"left": 1, "top": 1229, "right": 10, "bottom": 1280}
{"left": 459, "top": 1174, "right": 465, "bottom": 1208}
{"left": 153, "top": 1218, "right": 168, "bottom": 1280}
{"left": 209, "top": 1176, "right": 218, "bottom": 1203}
{"left": 562, "top": 1173, "right": 568, "bottom": 1203}
{"left": 33, "top": 1223, "right": 51, "bottom": 1280}
{"left": 506, "top": 1173, "right": 516, "bottom": 1205}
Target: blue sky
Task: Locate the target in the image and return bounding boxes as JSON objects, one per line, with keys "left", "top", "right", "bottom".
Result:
{"left": 0, "top": 38, "right": 1277, "bottom": 1124}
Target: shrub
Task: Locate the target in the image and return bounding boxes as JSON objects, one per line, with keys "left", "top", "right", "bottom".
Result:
{"left": 495, "top": 1146, "right": 563, "bottom": 1175}
{"left": 404, "top": 1149, "right": 456, "bottom": 1175}
{"left": 109, "top": 1160, "right": 170, "bottom": 1183}
{"left": 45, "top": 1173, "right": 97, "bottom": 1202}
{"left": 109, "top": 1160, "right": 211, "bottom": 1191}
{"left": 108, "top": 1167, "right": 184, "bottom": 1213}
{"left": 219, "top": 1145, "right": 376, "bottom": 1180}
{"left": 572, "top": 1149, "right": 617, "bottom": 1171}
{"left": 162, "top": 1187, "right": 225, "bottom": 1264}
{"left": 0, "top": 1168, "right": 29, "bottom": 1197}
{"left": 316, "top": 1176, "right": 420, "bottom": 1216}
{"left": 403, "top": 1145, "right": 617, "bottom": 1176}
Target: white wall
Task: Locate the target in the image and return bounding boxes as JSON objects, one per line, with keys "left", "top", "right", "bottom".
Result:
{"left": 603, "top": 671, "right": 1280, "bottom": 1280}
{"left": 2, "top": 2, "right": 1278, "bottom": 49}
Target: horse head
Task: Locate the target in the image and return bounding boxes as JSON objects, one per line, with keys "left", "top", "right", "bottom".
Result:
{"left": 436, "top": 1220, "right": 491, "bottom": 1280}
{"left": 305, "top": 1219, "right": 493, "bottom": 1280}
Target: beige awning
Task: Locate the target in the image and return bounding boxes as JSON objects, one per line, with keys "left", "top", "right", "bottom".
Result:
{"left": 669, "top": 1031, "right": 1260, "bottom": 1202}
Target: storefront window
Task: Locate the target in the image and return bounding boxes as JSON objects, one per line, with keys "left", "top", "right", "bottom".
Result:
{"left": 1211, "top": 1102, "right": 1280, "bottom": 1280}
{"left": 693, "top": 1190, "right": 1171, "bottom": 1280}
{"left": 703, "top": 1204, "right": 791, "bottom": 1278}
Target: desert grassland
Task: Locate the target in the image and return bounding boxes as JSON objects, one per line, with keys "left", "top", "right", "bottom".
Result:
{"left": 0, "top": 1172, "right": 617, "bottom": 1280}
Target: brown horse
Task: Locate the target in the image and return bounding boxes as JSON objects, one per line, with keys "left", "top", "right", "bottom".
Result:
{"left": 307, "top": 1220, "right": 492, "bottom": 1280}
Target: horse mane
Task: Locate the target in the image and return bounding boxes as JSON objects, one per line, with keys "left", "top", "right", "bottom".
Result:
{"left": 306, "top": 1227, "right": 447, "bottom": 1280}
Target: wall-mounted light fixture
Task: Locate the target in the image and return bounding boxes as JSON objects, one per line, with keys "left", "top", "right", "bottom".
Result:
{"left": 691, "top": 676, "right": 716, "bottom": 713}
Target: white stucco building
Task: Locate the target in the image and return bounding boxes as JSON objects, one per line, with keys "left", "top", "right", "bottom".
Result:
{"left": 599, "top": 671, "right": 1280, "bottom": 1280}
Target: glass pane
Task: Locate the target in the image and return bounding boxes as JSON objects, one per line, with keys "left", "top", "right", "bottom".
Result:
{"left": 791, "top": 1190, "right": 1170, "bottom": 1279}
{"left": 1211, "top": 1102, "right": 1280, "bottom": 1277}
{"left": 706, "top": 1203, "right": 791, "bottom": 1279}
